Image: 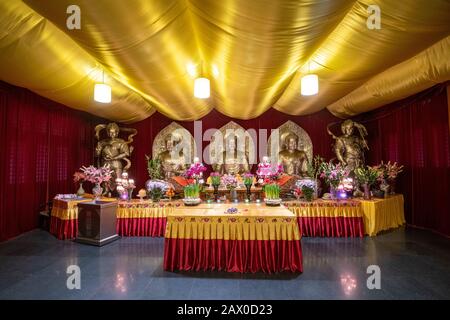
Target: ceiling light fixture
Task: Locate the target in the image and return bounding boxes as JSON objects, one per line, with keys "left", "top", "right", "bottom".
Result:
{"left": 301, "top": 61, "right": 319, "bottom": 96}
{"left": 94, "top": 69, "right": 111, "bottom": 103}
{"left": 194, "top": 62, "right": 210, "bottom": 99}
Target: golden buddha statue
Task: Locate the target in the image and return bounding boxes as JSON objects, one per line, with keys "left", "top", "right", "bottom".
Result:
{"left": 158, "top": 133, "right": 188, "bottom": 179}
{"left": 214, "top": 134, "right": 250, "bottom": 175}
{"left": 278, "top": 133, "right": 309, "bottom": 176}
{"left": 328, "top": 119, "right": 369, "bottom": 172}
{"left": 95, "top": 123, "right": 137, "bottom": 192}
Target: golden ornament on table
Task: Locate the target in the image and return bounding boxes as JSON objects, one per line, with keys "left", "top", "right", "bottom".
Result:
{"left": 137, "top": 189, "right": 147, "bottom": 202}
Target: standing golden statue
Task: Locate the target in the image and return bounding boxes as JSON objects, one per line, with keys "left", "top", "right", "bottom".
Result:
{"left": 327, "top": 119, "right": 369, "bottom": 172}
{"left": 214, "top": 133, "right": 250, "bottom": 175}
{"left": 278, "top": 133, "right": 309, "bottom": 176}
{"left": 95, "top": 123, "right": 137, "bottom": 192}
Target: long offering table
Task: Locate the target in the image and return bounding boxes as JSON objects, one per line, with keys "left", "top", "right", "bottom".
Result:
{"left": 163, "top": 202, "right": 302, "bottom": 273}
{"left": 50, "top": 195, "right": 405, "bottom": 239}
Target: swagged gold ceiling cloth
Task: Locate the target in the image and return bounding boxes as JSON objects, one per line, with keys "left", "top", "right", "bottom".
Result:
{"left": 0, "top": 0, "right": 449, "bottom": 123}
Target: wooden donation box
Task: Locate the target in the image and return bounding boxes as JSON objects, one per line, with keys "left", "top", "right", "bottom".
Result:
{"left": 76, "top": 201, "right": 119, "bottom": 246}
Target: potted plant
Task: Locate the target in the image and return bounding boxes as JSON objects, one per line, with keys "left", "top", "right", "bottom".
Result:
{"left": 264, "top": 183, "right": 281, "bottom": 206}
{"left": 208, "top": 172, "right": 221, "bottom": 201}
{"left": 243, "top": 173, "right": 255, "bottom": 201}
{"left": 295, "top": 179, "right": 316, "bottom": 202}
{"left": 354, "top": 166, "right": 379, "bottom": 200}
{"left": 145, "top": 155, "right": 172, "bottom": 199}
{"left": 183, "top": 183, "right": 201, "bottom": 206}
{"left": 221, "top": 174, "right": 238, "bottom": 201}
{"left": 146, "top": 180, "right": 166, "bottom": 202}
{"left": 306, "top": 155, "right": 325, "bottom": 198}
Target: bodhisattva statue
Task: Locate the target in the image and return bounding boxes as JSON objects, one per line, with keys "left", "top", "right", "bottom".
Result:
{"left": 278, "top": 133, "right": 309, "bottom": 176}
{"left": 95, "top": 123, "right": 137, "bottom": 193}
{"left": 158, "top": 133, "right": 188, "bottom": 179}
{"left": 214, "top": 134, "right": 250, "bottom": 175}
{"left": 327, "top": 119, "right": 369, "bottom": 172}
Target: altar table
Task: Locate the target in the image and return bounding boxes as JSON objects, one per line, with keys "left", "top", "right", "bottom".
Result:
{"left": 359, "top": 194, "right": 405, "bottom": 236}
{"left": 50, "top": 198, "right": 174, "bottom": 239}
{"left": 163, "top": 203, "right": 303, "bottom": 273}
{"left": 50, "top": 195, "right": 405, "bottom": 240}
{"left": 284, "top": 200, "right": 365, "bottom": 237}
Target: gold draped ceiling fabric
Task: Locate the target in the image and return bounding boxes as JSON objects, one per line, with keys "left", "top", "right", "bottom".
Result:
{"left": 1, "top": 0, "right": 449, "bottom": 122}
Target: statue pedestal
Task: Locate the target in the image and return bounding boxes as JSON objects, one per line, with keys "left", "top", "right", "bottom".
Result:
{"left": 76, "top": 201, "right": 119, "bottom": 246}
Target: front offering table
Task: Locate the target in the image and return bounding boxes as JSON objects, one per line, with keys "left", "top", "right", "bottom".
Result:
{"left": 163, "top": 202, "right": 303, "bottom": 273}
{"left": 76, "top": 201, "right": 119, "bottom": 246}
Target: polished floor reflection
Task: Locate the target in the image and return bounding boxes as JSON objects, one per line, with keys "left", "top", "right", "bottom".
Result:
{"left": 0, "top": 227, "right": 449, "bottom": 300}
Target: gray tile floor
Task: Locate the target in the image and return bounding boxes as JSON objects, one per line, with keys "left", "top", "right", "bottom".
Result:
{"left": 0, "top": 227, "right": 449, "bottom": 300}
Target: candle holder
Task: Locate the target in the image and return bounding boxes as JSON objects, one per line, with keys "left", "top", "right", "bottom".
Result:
{"left": 116, "top": 172, "right": 136, "bottom": 201}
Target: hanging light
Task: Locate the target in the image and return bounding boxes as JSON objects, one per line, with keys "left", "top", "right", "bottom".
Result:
{"left": 300, "top": 61, "right": 319, "bottom": 96}
{"left": 94, "top": 69, "right": 111, "bottom": 103}
{"left": 194, "top": 77, "right": 210, "bottom": 99}
{"left": 194, "top": 62, "right": 210, "bottom": 99}
{"left": 301, "top": 74, "right": 319, "bottom": 96}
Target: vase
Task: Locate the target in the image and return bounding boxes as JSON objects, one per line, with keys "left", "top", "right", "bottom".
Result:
{"left": 245, "top": 184, "right": 252, "bottom": 201}
{"left": 76, "top": 182, "right": 85, "bottom": 197}
{"left": 363, "top": 183, "right": 371, "bottom": 200}
{"left": 230, "top": 188, "right": 237, "bottom": 202}
{"left": 388, "top": 179, "right": 396, "bottom": 195}
{"left": 213, "top": 184, "right": 219, "bottom": 201}
{"left": 329, "top": 186, "right": 337, "bottom": 200}
{"left": 92, "top": 183, "right": 103, "bottom": 201}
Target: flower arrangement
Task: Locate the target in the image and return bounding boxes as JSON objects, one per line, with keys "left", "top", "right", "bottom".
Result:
{"left": 145, "top": 155, "right": 163, "bottom": 180}
{"left": 374, "top": 161, "right": 404, "bottom": 181}
{"left": 355, "top": 166, "right": 379, "bottom": 186}
{"left": 208, "top": 172, "right": 221, "bottom": 186}
{"left": 319, "top": 161, "right": 350, "bottom": 188}
{"left": 80, "top": 164, "right": 113, "bottom": 184}
{"left": 256, "top": 156, "right": 284, "bottom": 182}
{"left": 73, "top": 171, "right": 86, "bottom": 183}
{"left": 243, "top": 173, "right": 255, "bottom": 186}
{"left": 295, "top": 178, "right": 316, "bottom": 201}
{"left": 221, "top": 174, "right": 238, "bottom": 190}
{"left": 185, "top": 161, "right": 207, "bottom": 179}
{"left": 146, "top": 180, "right": 167, "bottom": 201}
{"left": 355, "top": 166, "right": 379, "bottom": 199}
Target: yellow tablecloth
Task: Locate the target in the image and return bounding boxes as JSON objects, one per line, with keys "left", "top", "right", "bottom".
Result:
{"left": 284, "top": 200, "right": 363, "bottom": 218}
{"left": 116, "top": 200, "right": 177, "bottom": 219}
{"left": 165, "top": 203, "right": 300, "bottom": 241}
{"left": 359, "top": 194, "right": 405, "bottom": 236}
{"left": 51, "top": 198, "right": 175, "bottom": 220}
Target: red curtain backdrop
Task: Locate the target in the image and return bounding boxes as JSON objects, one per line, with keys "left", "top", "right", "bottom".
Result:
{"left": 0, "top": 81, "right": 100, "bottom": 241}
{"left": 355, "top": 83, "right": 450, "bottom": 237}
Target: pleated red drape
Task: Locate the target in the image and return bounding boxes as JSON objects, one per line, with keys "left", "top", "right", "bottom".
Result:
{"left": 0, "top": 81, "right": 100, "bottom": 241}
{"left": 356, "top": 83, "right": 450, "bottom": 237}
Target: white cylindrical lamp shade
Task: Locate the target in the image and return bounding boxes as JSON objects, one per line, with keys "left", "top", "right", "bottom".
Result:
{"left": 94, "top": 83, "right": 112, "bottom": 103}
{"left": 194, "top": 77, "right": 210, "bottom": 99}
{"left": 301, "top": 74, "right": 319, "bottom": 96}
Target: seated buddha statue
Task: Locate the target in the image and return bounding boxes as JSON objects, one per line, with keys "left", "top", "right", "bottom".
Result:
{"left": 158, "top": 133, "right": 188, "bottom": 180}
{"left": 278, "top": 133, "right": 308, "bottom": 177}
{"left": 214, "top": 134, "right": 250, "bottom": 175}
